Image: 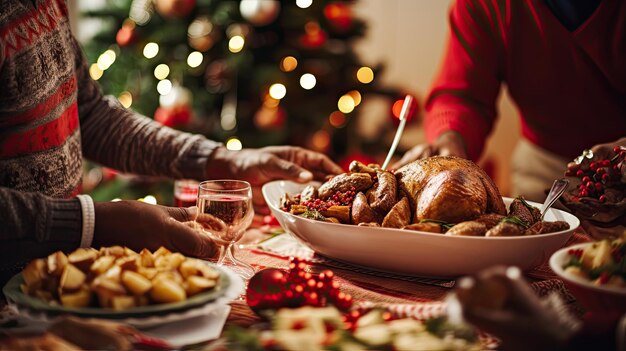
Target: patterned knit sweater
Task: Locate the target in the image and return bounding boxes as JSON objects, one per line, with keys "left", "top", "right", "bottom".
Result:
{"left": 0, "top": 0, "right": 220, "bottom": 275}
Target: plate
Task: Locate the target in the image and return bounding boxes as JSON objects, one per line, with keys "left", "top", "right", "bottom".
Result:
{"left": 262, "top": 180, "right": 580, "bottom": 278}
{"left": 3, "top": 260, "right": 237, "bottom": 322}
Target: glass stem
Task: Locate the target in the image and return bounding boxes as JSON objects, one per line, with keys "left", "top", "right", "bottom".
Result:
{"left": 216, "top": 243, "right": 231, "bottom": 266}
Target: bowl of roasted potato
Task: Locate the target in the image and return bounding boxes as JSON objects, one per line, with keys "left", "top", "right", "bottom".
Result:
{"left": 3, "top": 246, "right": 233, "bottom": 320}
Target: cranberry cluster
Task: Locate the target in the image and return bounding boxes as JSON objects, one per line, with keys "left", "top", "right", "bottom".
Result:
{"left": 301, "top": 187, "right": 357, "bottom": 211}
{"left": 566, "top": 146, "right": 626, "bottom": 202}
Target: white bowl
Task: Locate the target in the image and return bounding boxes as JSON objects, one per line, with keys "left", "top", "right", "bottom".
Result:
{"left": 262, "top": 180, "right": 580, "bottom": 278}
{"left": 549, "top": 243, "right": 626, "bottom": 313}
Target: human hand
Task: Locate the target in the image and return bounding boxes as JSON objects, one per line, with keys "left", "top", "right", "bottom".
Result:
{"left": 209, "top": 146, "right": 343, "bottom": 214}
{"left": 392, "top": 131, "right": 467, "bottom": 169}
{"left": 92, "top": 201, "right": 217, "bottom": 259}
{"left": 454, "top": 266, "right": 580, "bottom": 351}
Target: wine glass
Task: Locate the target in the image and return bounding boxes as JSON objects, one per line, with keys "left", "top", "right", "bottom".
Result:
{"left": 195, "top": 180, "right": 255, "bottom": 280}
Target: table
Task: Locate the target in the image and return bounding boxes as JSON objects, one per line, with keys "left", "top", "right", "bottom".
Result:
{"left": 225, "top": 218, "right": 590, "bottom": 329}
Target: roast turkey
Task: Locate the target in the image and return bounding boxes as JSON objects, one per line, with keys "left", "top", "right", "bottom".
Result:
{"left": 395, "top": 156, "right": 506, "bottom": 223}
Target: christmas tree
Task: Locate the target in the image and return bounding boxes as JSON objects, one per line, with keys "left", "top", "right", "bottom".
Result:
{"left": 82, "top": 0, "right": 403, "bottom": 202}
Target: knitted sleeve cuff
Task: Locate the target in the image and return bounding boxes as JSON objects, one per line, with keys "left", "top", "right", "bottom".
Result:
{"left": 76, "top": 195, "right": 95, "bottom": 248}
{"left": 46, "top": 197, "right": 82, "bottom": 246}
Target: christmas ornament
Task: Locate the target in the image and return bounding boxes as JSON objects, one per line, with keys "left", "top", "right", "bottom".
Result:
{"left": 188, "top": 16, "right": 219, "bottom": 52}
{"left": 246, "top": 258, "right": 352, "bottom": 314}
{"left": 155, "top": 86, "right": 193, "bottom": 128}
{"left": 155, "top": 0, "right": 195, "bottom": 19}
{"left": 324, "top": 2, "right": 353, "bottom": 32}
{"left": 204, "top": 60, "right": 232, "bottom": 94}
{"left": 116, "top": 19, "right": 137, "bottom": 47}
{"left": 239, "top": 0, "right": 280, "bottom": 26}
{"left": 300, "top": 22, "right": 327, "bottom": 49}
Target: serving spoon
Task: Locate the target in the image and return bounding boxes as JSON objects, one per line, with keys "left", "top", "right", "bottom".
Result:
{"left": 382, "top": 95, "right": 414, "bottom": 170}
{"left": 540, "top": 178, "right": 570, "bottom": 220}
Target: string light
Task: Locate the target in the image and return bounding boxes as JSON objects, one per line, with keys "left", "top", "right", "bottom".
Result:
{"left": 280, "top": 56, "right": 298, "bottom": 72}
{"left": 229, "top": 35, "right": 245, "bottom": 53}
{"left": 156, "top": 79, "right": 172, "bottom": 95}
{"left": 143, "top": 42, "right": 159, "bottom": 59}
{"left": 269, "top": 83, "right": 287, "bottom": 99}
{"left": 329, "top": 111, "right": 346, "bottom": 128}
{"left": 356, "top": 66, "right": 374, "bottom": 84}
{"left": 96, "top": 50, "right": 116, "bottom": 70}
{"left": 300, "top": 73, "right": 316, "bottom": 90}
{"left": 296, "top": 0, "right": 313, "bottom": 8}
{"left": 226, "top": 137, "right": 243, "bottom": 150}
{"left": 347, "top": 90, "right": 362, "bottom": 106}
{"left": 89, "top": 64, "right": 103, "bottom": 80}
{"left": 187, "top": 51, "right": 203, "bottom": 68}
{"left": 118, "top": 91, "right": 133, "bottom": 108}
{"left": 153, "top": 64, "right": 170, "bottom": 80}
{"left": 337, "top": 94, "right": 355, "bottom": 113}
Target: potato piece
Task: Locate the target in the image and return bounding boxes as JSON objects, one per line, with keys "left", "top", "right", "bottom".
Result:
{"left": 138, "top": 267, "right": 158, "bottom": 280}
{"left": 68, "top": 248, "right": 98, "bottom": 273}
{"left": 185, "top": 276, "right": 217, "bottom": 296}
{"left": 60, "top": 288, "right": 92, "bottom": 308}
{"left": 351, "top": 192, "right": 381, "bottom": 225}
{"left": 60, "top": 264, "right": 87, "bottom": 293}
{"left": 320, "top": 205, "right": 350, "bottom": 224}
{"left": 290, "top": 204, "right": 308, "bottom": 215}
{"left": 591, "top": 240, "right": 613, "bottom": 269}
{"left": 135, "top": 295, "right": 149, "bottom": 307}
{"left": 168, "top": 253, "right": 185, "bottom": 269}
{"left": 100, "top": 246, "right": 125, "bottom": 257}
{"left": 369, "top": 170, "right": 398, "bottom": 213}
{"left": 116, "top": 256, "right": 139, "bottom": 271}
{"left": 446, "top": 221, "right": 487, "bottom": 236}
{"left": 121, "top": 271, "right": 152, "bottom": 296}
{"left": 151, "top": 278, "right": 186, "bottom": 303}
{"left": 47, "top": 251, "right": 69, "bottom": 276}
{"left": 92, "top": 278, "right": 126, "bottom": 307}
{"left": 382, "top": 197, "right": 411, "bottom": 228}
{"left": 564, "top": 266, "right": 588, "bottom": 280}
{"left": 124, "top": 247, "right": 137, "bottom": 256}
{"left": 154, "top": 271, "right": 183, "bottom": 285}
{"left": 153, "top": 247, "right": 172, "bottom": 257}
{"left": 300, "top": 185, "right": 319, "bottom": 203}
{"left": 103, "top": 265, "right": 121, "bottom": 282}
{"left": 325, "top": 217, "right": 340, "bottom": 223}
{"left": 179, "top": 259, "right": 200, "bottom": 278}
{"left": 90, "top": 256, "right": 115, "bottom": 276}
{"left": 110, "top": 295, "right": 136, "bottom": 310}
{"left": 197, "top": 263, "right": 220, "bottom": 280}
{"left": 402, "top": 222, "right": 443, "bottom": 233}
{"left": 22, "top": 259, "right": 47, "bottom": 290}
{"left": 140, "top": 249, "right": 155, "bottom": 267}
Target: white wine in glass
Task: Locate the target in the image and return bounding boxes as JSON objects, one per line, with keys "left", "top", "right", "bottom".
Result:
{"left": 196, "top": 180, "right": 255, "bottom": 280}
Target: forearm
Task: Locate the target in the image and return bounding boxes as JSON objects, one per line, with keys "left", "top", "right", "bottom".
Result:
{"left": 0, "top": 188, "right": 82, "bottom": 279}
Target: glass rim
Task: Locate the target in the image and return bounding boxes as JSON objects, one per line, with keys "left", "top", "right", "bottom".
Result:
{"left": 198, "top": 179, "right": 251, "bottom": 192}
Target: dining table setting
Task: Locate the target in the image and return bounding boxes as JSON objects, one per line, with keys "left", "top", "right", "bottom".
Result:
{"left": 2, "top": 97, "right": 625, "bottom": 350}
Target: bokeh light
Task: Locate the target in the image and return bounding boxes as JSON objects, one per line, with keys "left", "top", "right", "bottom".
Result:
{"left": 337, "top": 94, "right": 355, "bottom": 113}
{"left": 96, "top": 50, "right": 116, "bottom": 70}
{"left": 187, "top": 51, "right": 204, "bottom": 68}
{"left": 296, "top": 0, "right": 313, "bottom": 9}
{"left": 347, "top": 90, "right": 362, "bottom": 106}
{"left": 153, "top": 64, "right": 170, "bottom": 80}
{"left": 156, "top": 79, "right": 172, "bottom": 95}
{"left": 118, "top": 91, "right": 132, "bottom": 108}
{"left": 226, "top": 137, "right": 243, "bottom": 151}
{"left": 329, "top": 111, "right": 346, "bottom": 128}
{"left": 269, "top": 83, "right": 287, "bottom": 99}
{"left": 89, "top": 64, "right": 103, "bottom": 80}
{"left": 312, "top": 130, "right": 331, "bottom": 151}
{"left": 143, "top": 42, "right": 159, "bottom": 59}
{"left": 356, "top": 66, "right": 374, "bottom": 84}
{"left": 228, "top": 35, "right": 245, "bottom": 53}
{"left": 141, "top": 195, "right": 157, "bottom": 205}
{"left": 280, "top": 56, "right": 298, "bottom": 72}
{"left": 300, "top": 73, "right": 316, "bottom": 90}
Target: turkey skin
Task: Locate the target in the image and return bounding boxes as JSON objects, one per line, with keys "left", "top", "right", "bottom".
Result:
{"left": 395, "top": 156, "right": 506, "bottom": 223}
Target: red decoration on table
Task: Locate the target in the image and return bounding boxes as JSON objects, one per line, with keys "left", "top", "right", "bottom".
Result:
{"left": 246, "top": 258, "right": 352, "bottom": 314}
{"left": 566, "top": 146, "right": 626, "bottom": 201}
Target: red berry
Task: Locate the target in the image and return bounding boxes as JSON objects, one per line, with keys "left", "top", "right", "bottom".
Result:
{"left": 602, "top": 173, "right": 610, "bottom": 182}
{"left": 596, "top": 168, "right": 605, "bottom": 175}
{"left": 595, "top": 182, "right": 604, "bottom": 191}
{"left": 576, "top": 169, "right": 585, "bottom": 177}
{"left": 601, "top": 159, "right": 611, "bottom": 167}
{"left": 581, "top": 176, "right": 591, "bottom": 183}
{"left": 614, "top": 146, "right": 622, "bottom": 154}
{"left": 590, "top": 162, "right": 598, "bottom": 171}
{"left": 580, "top": 189, "right": 589, "bottom": 197}
{"left": 598, "top": 272, "right": 610, "bottom": 285}
{"left": 599, "top": 195, "right": 607, "bottom": 203}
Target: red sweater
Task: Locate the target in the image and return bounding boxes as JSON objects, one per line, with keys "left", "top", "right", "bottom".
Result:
{"left": 424, "top": 0, "right": 626, "bottom": 161}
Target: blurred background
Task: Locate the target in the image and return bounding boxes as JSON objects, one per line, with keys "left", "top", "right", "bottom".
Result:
{"left": 68, "top": 0, "right": 520, "bottom": 204}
